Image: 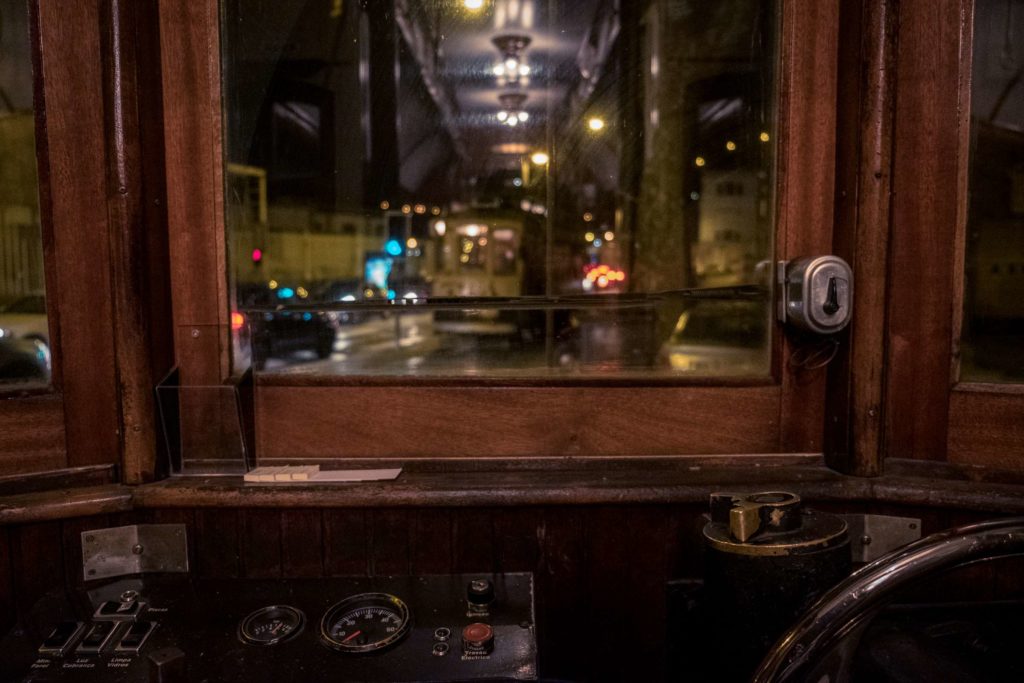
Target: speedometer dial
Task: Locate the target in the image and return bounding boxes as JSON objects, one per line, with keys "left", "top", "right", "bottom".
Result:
{"left": 320, "top": 593, "right": 411, "bottom": 654}
{"left": 238, "top": 605, "right": 305, "bottom": 646}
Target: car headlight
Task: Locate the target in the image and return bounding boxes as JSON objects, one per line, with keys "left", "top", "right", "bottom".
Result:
{"left": 0, "top": 327, "right": 10, "bottom": 339}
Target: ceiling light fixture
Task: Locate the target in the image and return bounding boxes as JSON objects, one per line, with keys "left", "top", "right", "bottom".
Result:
{"left": 497, "top": 92, "right": 530, "bottom": 127}
{"left": 492, "top": 34, "right": 532, "bottom": 86}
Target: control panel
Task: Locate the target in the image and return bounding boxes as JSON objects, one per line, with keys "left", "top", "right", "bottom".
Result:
{"left": 0, "top": 573, "right": 536, "bottom": 682}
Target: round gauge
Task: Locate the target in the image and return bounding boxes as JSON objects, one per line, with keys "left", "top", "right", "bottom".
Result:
{"left": 320, "top": 593, "right": 411, "bottom": 654}
{"left": 238, "top": 605, "right": 305, "bottom": 646}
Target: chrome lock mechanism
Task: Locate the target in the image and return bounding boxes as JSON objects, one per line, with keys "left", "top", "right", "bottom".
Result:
{"left": 777, "top": 256, "right": 853, "bottom": 335}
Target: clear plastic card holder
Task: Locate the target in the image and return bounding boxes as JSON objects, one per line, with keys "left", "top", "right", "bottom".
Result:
{"left": 157, "top": 379, "right": 252, "bottom": 476}
{"left": 156, "top": 324, "right": 255, "bottom": 476}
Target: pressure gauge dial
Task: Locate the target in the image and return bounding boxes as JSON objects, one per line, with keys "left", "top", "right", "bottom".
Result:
{"left": 320, "top": 593, "right": 411, "bottom": 654}
{"left": 238, "top": 605, "right": 305, "bottom": 646}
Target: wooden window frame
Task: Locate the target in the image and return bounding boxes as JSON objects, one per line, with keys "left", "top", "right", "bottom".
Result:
{"left": 0, "top": 0, "right": 170, "bottom": 482}
{"left": 885, "top": 0, "right": 1024, "bottom": 471}
{"left": 156, "top": 0, "right": 843, "bottom": 466}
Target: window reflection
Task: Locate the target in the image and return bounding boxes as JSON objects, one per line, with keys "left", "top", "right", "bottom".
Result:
{"left": 962, "top": 0, "right": 1024, "bottom": 381}
{"left": 0, "top": 0, "right": 49, "bottom": 385}
{"left": 222, "top": 0, "right": 776, "bottom": 377}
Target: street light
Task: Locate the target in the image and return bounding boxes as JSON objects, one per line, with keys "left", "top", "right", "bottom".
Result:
{"left": 530, "top": 151, "right": 549, "bottom": 165}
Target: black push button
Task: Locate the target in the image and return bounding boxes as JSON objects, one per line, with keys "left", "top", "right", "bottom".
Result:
{"left": 38, "top": 621, "right": 84, "bottom": 656}
{"left": 76, "top": 621, "right": 117, "bottom": 653}
{"left": 115, "top": 621, "right": 155, "bottom": 653}
{"left": 96, "top": 600, "right": 143, "bottom": 619}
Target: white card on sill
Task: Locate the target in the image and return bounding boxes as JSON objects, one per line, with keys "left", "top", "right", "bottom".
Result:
{"left": 244, "top": 465, "right": 402, "bottom": 483}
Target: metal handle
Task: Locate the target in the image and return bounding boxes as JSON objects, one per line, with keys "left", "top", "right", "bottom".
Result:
{"left": 753, "top": 517, "right": 1024, "bottom": 682}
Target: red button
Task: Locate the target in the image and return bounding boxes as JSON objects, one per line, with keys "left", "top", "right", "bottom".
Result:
{"left": 462, "top": 622, "right": 494, "bottom": 648}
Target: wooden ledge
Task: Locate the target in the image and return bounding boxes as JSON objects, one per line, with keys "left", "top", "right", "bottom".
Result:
{"left": 0, "top": 484, "right": 132, "bottom": 524}
{"left": 2, "top": 458, "right": 1024, "bottom": 524}
{"left": 132, "top": 458, "right": 1024, "bottom": 513}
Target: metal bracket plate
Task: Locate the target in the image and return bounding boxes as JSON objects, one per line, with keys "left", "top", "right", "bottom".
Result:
{"left": 81, "top": 525, "right": 189, "bottom": 581}
{"left": 842, "top": 514, "right": 921, "bottom": 563}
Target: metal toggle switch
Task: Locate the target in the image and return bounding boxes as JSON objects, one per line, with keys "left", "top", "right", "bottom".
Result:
{"left": 777, "top": 256, "right": 853, "bottom": 334}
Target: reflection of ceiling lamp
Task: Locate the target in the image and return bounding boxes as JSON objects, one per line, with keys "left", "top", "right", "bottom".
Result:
{"left": 494, "top": 0, "right": 535, "bottom": 30}
{"left": 492, "top": 34, "right": 531, "bottom": 58}
{"left": 496, "top": 92, "right": 529, "bottom": 127}
{"left": 492, "top": 34, "right": 531, "bottom": 86}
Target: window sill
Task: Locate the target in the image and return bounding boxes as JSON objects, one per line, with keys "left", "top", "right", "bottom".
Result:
{"left": 2, "top": 457, "right": 1024, "bottom": 525}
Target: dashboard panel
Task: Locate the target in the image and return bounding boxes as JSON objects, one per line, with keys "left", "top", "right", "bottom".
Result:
{"left": 0, "top": 573, "right": 537, "bottom": 682}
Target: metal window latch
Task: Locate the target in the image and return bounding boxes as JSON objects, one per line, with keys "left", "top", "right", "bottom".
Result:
{"left": 777, "top": 256, "right": 854, "bottom": 335}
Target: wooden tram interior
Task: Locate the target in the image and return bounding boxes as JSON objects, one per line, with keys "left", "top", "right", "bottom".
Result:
{"left": 2, "top": 0, "right": 1024, "bottom": 681}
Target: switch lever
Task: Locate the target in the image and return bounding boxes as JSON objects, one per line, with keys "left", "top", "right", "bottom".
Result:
{"left": 823, "top": 277, "right": 841, "bottom": 315}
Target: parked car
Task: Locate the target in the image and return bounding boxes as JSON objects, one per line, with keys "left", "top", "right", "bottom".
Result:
{"left": 316, "top": 278, "right": 369, "bottom": 324}
{"left": 236, "top": 283, "right": 337, "bottom": 369}
{"left": 0, "top": 294, "right": 49, "bottom": 345}
{"left": 658, "top": 300, "right": 769, "bottom": 376}
{"left": 0, "top": 336, "right": 50, "bottom": 382}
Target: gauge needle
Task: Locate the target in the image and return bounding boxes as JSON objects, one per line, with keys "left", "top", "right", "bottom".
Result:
{"left": 342, "top": 630, "right": 362, "bottom": 643}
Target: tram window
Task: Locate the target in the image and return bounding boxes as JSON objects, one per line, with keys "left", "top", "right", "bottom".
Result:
{"left": 0, "top": 0, "right": 50, "bottom": 387}
{"left": 961, "top": 0, "right": 1024, "bottom": 382}
{"left": 492, "top": 229, "right": 518, "bottom": 276}
{"left": 221, "top": 0, "right": 776, "bottom": 378}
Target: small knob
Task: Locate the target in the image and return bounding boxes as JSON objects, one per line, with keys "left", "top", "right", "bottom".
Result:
{"left": 467, "top": 578, "right": 494, "bottom": 606}
{"left": 462, "top": 622, "right": 494, "bottom": 655}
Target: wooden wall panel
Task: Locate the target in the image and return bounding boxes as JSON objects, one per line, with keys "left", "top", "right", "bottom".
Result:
{"left": 9, "top": 522, "right": 65, "bottom": 617}
{"left": 535, "top": 508, "right": 588, "bottom": 678}
{"left": 452, "top": 509, "right": 495, "bottom": 573}
{"left": 948, "top": 387, "right": 1024, "bottom": 471}
{"left": 409, "top": 509, "right": 453, "bottom": 575}
{"left": 323, "top": 509, "right": 370, "bottom": 576}
{"left": 0, "top": 527, "right": 13, "bottom": 634}
{"left": 0, "top": 397, "right": 65, "bottom": 475}
{"left": 280, "top": 510, "right": 324, "bottom": 578}
{"left": 369, "top": 510, "right": 411, "bottom": 576}
{"left": 256, "top": 385, "right": 782, "bottom": 459}
{"left": 240, "top": 509, "right": 282, "bottom": 579}
{"left": 195, "top": 509, "right": 240, "bottom": 578}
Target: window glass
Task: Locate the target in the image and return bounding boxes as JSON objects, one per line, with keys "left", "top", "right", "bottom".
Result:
{"left": 0, "top": 0, "right": 49, "bottom": 386}
{"left": 961, "top": 0, "right": 1024, "bottom": 381}
{"left": 222, "top": 0, "right": 776, "bottom": 378}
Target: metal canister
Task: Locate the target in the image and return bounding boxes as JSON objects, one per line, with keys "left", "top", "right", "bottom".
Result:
{"left": 702, "top": 491, "right": 850, "bottom": 681}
